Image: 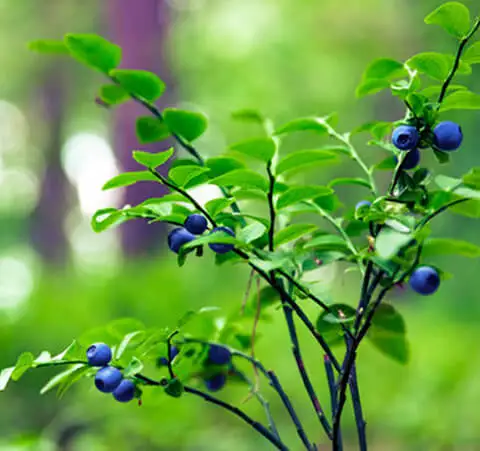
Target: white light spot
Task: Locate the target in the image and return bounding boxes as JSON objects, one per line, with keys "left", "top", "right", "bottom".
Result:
{"left": 0, "top": 100, "right": 28, "bottom": 154}
{"left": 0, "top": 257, "right": 34, "bottom": 311}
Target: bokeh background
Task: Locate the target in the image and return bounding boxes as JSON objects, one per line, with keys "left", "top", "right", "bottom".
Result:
{"left": 0, "top": 0, "right": 479, "bottom": 450}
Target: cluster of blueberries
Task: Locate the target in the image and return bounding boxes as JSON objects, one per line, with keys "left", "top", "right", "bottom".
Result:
{"left": 159, "top": 343, "right": 232, "bottom": 392}
{"left": 391, "top": 120, "right": 463, "bottom": 170}
{"left": 352, "top": 121, "right": 458, "bottom": 297}
{"left": 87, "top": 343, "right": 136, "bottom": 403}
{"left": 168, "top": 214, "right": 236, "bottom": 255}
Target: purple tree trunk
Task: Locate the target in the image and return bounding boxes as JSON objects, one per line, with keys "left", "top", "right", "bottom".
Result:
{"left": 106, "top": 0, "right": 173, "bottom": 256}
{"left": 30, "top": 63, "right": 70, "bottom": 265}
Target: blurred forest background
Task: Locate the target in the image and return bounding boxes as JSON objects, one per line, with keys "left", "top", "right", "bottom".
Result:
{"left": 0, "top": 0, "right": 479, "bottom": 450}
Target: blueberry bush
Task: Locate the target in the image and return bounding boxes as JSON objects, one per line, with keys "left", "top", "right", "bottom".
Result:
{"left": 3, "top": 2, "right": 480, "bottom": 450}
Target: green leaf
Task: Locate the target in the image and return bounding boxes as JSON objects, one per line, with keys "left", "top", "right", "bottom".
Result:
{"left": 28, "top": 39, "right": 69, "bottom": 54}
{"left": 165, "top": 378, "right": 184, "bottom": 398}
{"left": 368, "top": 303, "right": 409, "bottom": 364}
{"left": 205, "top": 198, "right": 235, "bottom": 217}
{"left": 57, "top": 365, "right": 92, "bottom": 398}
{"left": 375, "top": 228, "right": 414, "bottom": 259}
{"left": 276, "top": 149, "right": 340, "bottom": 176}
{"left": 356, "top": 79, "right": 391, "bottom": 98}
{"left": 163, "top": 108, "right": 207, "bottom": 142}
{"left": 231, "top": 108, "right": 266, "bottom": 124}
{"left": 420, "top": 84, "right": 467, "bottom": 98}
{"left": 102, "top": 171, "right": 158, "bottom": 190}
{"left": 277, "top": 186, "right": 332, "bottom": 210}
{"left": 274, "top": 115, "right": 335, "bottom": 136}
{"left": 206, "top": 156, "right": 245, "bottom": 178}
{"left": 99, "top": 84, "right": 130, "bottom": 105}
{"left": 407, "top": 52, "right": 471, "bottom": 81}
{"left": 464, "top": 41, "right": 480, "bottom": 64}
{"left": 111, "top": 69, "right": 165, "bottom": 103}
{"left": 0, "top": 367, "right": 14, "bottom": 391}
{"left": 169, "top": 165, "right": 210, "bottom": 188}
{"left": 123, "top": 357, "right": 144, "bottom": 378}
{"left": 328, "top": 178, "right": 371, "bottom": 190}
{"left": 136, "top": 117, "right": 170, "bottom": 144}
{"left": 40, "top": 364, "right": 86, "bottom": 395}
{"left": 373, "top": 156, "right": 397, "bottom": 171}
{"left": 182, "top": 232, "right": 247, "bottom": 252}
{"left": 115, "top": 331, "right": 146, "bottom": 359}
{"left": 210, "top": 169, "right": 269, "bottom": 192}
{"left": 11, "top": 352, "right": 34, "bottom": 381}
{"left": 53, "top": 340, "right": 85, "bottom": 361}
{"left": 463, "top": 167, "right": 480, "bottom": 189}
{"left": 274, "top": 224, "right": 317, "bottom": 246}
{"left": 303, "top": 234, "right": 349, "bottom": 252}
{"left": 237, "top": 223, "right": 266, "bottom": 244}
{"left": 229, "top": 137, "right": 276, "bottom": 163}
{"left": 316, "top": 304, "right": 356, "bottom": 346}
{"left": 133, "top": 148, "right": 174, "bottom": 169}
{"left": 91, "top": 208, "right": 128, "bottom": 232}
{"left": 353, "top": 121, "right": 394, "bottom": 140}
{"left": 440, "top": 90, "right": 480, "bottom": 111}
{"left": 363, "top": 58, "right": 407, "bottom": 80}
{"left": 421, "top": 238, "right": 480, "bottom": 258}
{"left": 424, "top": 2, "right": 471, "bottom": 38}
{"left": 64, "top": 33, "right": 121, "bottom": 73}
{"left": 108, "top": 318, "right": 146, "bottom": 339}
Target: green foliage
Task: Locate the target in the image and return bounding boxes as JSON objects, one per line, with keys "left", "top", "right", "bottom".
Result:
{"left": 28, "top": 39, "right": 69, "bottom": 54}
{"left": 64, "top": 33, "right": 121, "bottom": 73}
{"left": 99, "top": 84, "right": 130, "bottom": 105}
{"left": 229, "top": 137, "right": 276, "bottom": 163}
{"left": 163, "top": 108, "right": 208, "bottom": 142}
{"left": 132, "top": 148, "right": 174, "bottom": 169}
{"left": 424, "top": 2, "right": 471, "bottom": 38}
{"left": 136, "top": 117, "right": 171, "bottom": 144}
{"left": 111, "top": 69, "right": 166, "bottom": 103}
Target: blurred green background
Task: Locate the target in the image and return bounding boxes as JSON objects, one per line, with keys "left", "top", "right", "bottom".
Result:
{"left": 0, "top": 0, "right": 479, "bottom": 450}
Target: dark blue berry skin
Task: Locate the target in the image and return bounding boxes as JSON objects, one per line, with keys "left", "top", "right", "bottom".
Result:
{"left": 208, "top": 344, "right": 231, "bottom": 365}
{"left": 184, "top": 214, "right": 208, "bottom": 235}
{"left": 204, "top": 373, "right": 227, "bottom": 392}
{"left": 168, "top": 228, "right": 196, "bottom": 254}
{"left": 392, "top": 125, "right": 419, "bottom": 151}
{"left": 113, "top": 379, "right": 136, "bottom": 402}
{"left": 208, "top": 226, "right": 235, "bottom": 254}
{"left": 95, "top": 367, "right": 123, "bottom": 393}
{"left": 355, "top": 200, "right": 371, "bottom": 211}
{"left": 409, "top": 266, "right": 440, "bottom": 295}
{"left": 433, "top": 121, "right": 463, "bottom": 151}
{"left": 396, "top": 148, "right": 420, "bottom": 170}
{"left": 86, "top": 343, "right": 112, "bottom": 366}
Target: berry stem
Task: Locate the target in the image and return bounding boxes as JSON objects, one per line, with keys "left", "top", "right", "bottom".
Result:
{"left": 437, "top": 16, "right": 480, "bottom": 105}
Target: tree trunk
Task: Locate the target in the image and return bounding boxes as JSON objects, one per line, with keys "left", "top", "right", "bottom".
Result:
{"left": 106, "top": 0, "right": 173, "bottom": 256}
{"left": 30, "top": 63, "right": 70, "bottom": 265}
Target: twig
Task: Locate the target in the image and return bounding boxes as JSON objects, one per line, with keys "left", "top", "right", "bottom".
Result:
{"left": 324, "top": 355, "right": 342, "bottom": 450}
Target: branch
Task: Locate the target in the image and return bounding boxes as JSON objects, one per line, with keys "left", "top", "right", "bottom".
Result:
{"left": 267, "top": 161, "right": 276, "bottom": 252}
{"left": 184, "top": 385, "right": 289, "bottom": 451}
{"left": 416, "top": 198, "right": 469, "bottom": 230}
{"left": 437, "top": 17, "right": 480, "bottom": 104}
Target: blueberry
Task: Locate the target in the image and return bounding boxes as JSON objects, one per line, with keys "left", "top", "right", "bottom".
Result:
{"left": 392, "top": 125, "right": 419, "bottom": 151}
{"left": 113, "top": 379, "right": 136, "bottom": 403}
{"left": 86, "top": 343, "right": 112, "bottom": 366}
{"left": 204, "top": 373, "right": 227, "bottom": 392}
{"left": 167, "top": 228, "right": 196, "bottom": 254}
{"left": 396, "top": 148, "right": 420, "bottom": 170}
{"left": 409, "top": 266, "right": 440, "bottom": 295}
{"left": 184, "top": 214, "right": 208, "bottom": 235}
{"left": 208, "top": 226, "right": 235, "bottom": 254}
{"left": 95, "top": 367, "right": 123, "bottom": 393}
{"left": 433, "top": 121, "right": 463, "bottom": 151}
{"left": 208, "top": 344, "right": 231, "bottom": 365}
{"left": 355, "top": 200, "right": 371, "bottom": 211}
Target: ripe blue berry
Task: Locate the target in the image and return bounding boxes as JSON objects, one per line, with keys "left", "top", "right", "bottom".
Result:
{"left": 396, "top": 148, "right": 420, "bottom": 170}
{"left": 113, "top": 379, "right": 136, "bottom": 403}
{"left": 208, "top": 344, "right": 231, "bottom": 365}
{"left": 204, "top": 373, "right": 227, "bottom": 392}
{"left": 409, "top": 266, "right": 440, "bottom": 295}
{"left": 168, "top": 228, "right": 196, "bottom": 254}
{"left": 86, "top": 343, "right": 112, "bottom": 366}
{"left": 208, "top": 226, "right": 235, "bottom": 254}
{"left": 433, "top": 121, "right": 463, "bottom": 151}
{"left": 95, "top": 367, "right": 123, "bottom": 393}
{"left": 392, "top": 125, "right": 419, "bottom": 151}
{"left": 184, "top": 214, "right": 208, "bottom": 235}
{"left": 355, "top": 200, "right": 371, "bottom": 211}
